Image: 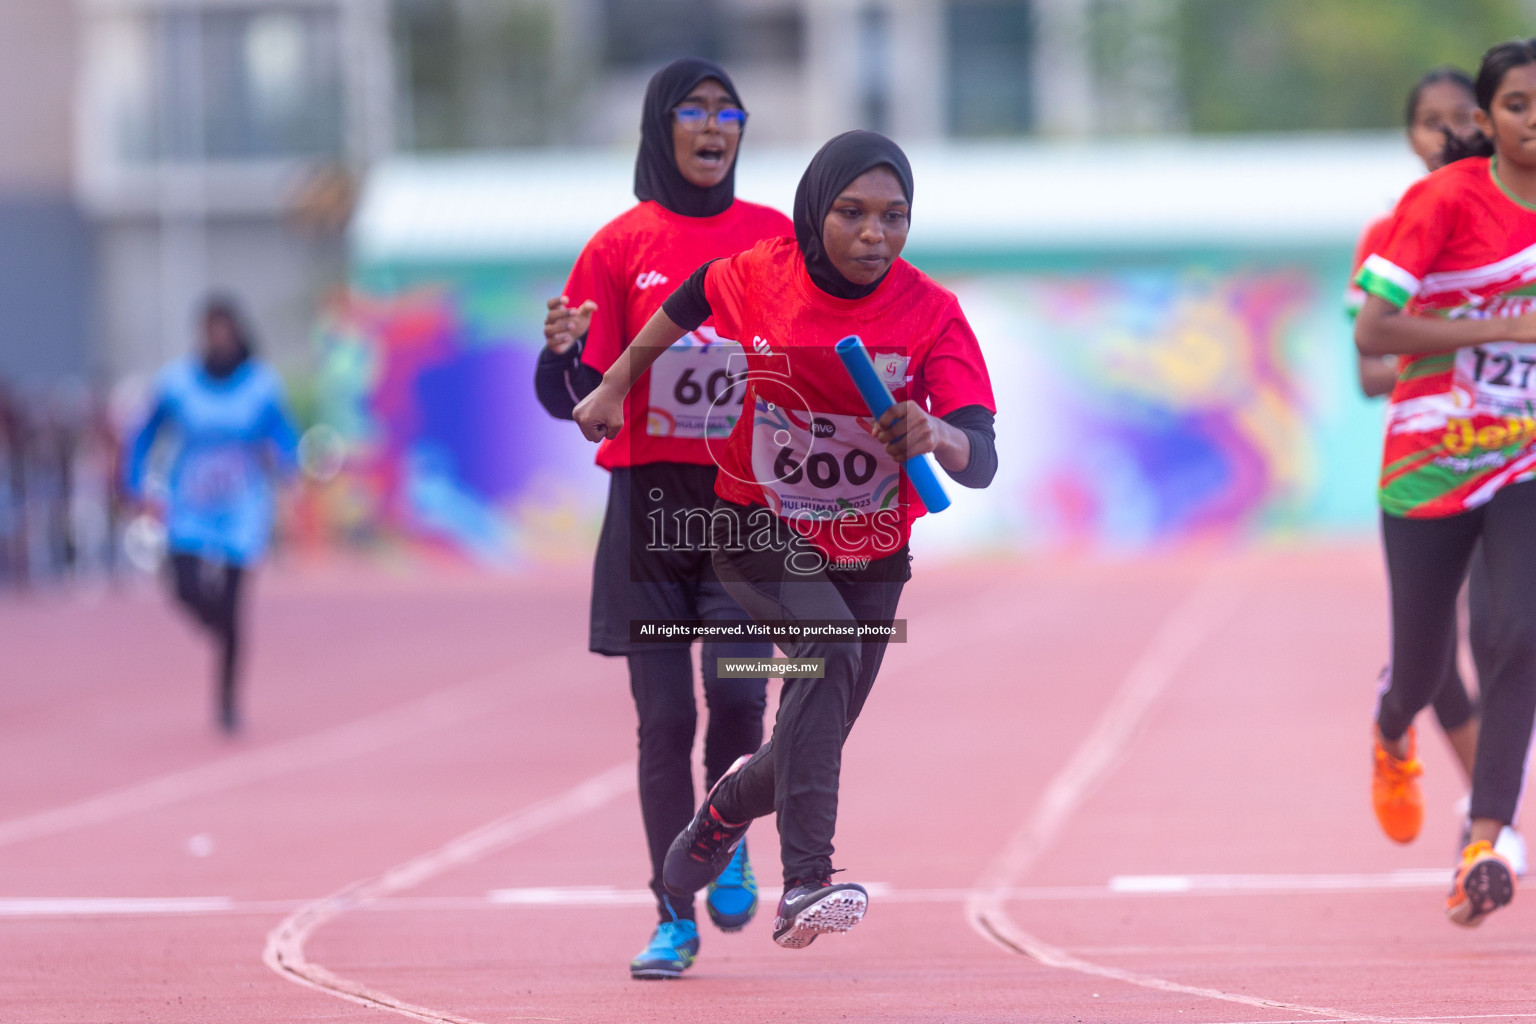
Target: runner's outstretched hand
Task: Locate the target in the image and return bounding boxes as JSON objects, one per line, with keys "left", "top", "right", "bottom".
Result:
{"left": 544, "top": 296, "right": 597, "bottom": 354}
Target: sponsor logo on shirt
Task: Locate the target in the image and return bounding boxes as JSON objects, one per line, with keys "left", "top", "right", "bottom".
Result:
{"left": 635, "top": 271, "right": 670, "bottom": 290}
{"left": 752, "top": 335, "right": 774, "bottom": 355}
{"left": 1442, "top": 415, "right": 1536, "bottom": 455}
{"left": 810, "top": 417, "right": 836, "bottom": 439}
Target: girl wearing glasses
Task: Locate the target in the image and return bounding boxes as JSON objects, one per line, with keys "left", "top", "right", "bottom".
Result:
{"left": 534, "top": 57, "right": 790, "bottom": 979}
{"left": 573, "top": 130, "right": 997, "bottom": 951}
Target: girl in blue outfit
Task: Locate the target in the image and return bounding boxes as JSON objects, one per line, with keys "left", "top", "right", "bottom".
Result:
{"left": 124, "top": 297, "right": 298, "bottom": 733}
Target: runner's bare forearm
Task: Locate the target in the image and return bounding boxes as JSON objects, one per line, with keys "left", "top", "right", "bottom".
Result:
{"left": 1356, "top": 295, "right": 1536, "bottom": 356}
{"left": 601, "top": 309, "right": 689, "bottom": 396}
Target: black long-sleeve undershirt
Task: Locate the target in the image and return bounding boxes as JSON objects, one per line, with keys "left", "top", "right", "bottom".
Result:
{"left": 936, "top": 405, "right": 997, "bottom": 489}
{"left": 662, "top": 262, "right": 715, "bottom": 332}
{"left": 534, "top": 338, "right": 603, "bottom": 420}
{"left": 664, "top": 260, "right": 997, "bottom": 489}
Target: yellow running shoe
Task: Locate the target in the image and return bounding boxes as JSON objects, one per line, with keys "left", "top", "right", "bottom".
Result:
{"left": 1447, "top": 839, "right": 1515, "bottom": 927}
{"left": 1372, "top": 725, "right": 1423, "bottom": 844}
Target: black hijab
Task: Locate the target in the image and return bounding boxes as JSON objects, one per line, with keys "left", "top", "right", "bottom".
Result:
{"left": 793, "top": 130, "right": 914, "bottom": 300}
{"left": 634, "top": 58, "right": 743, "bottom": 218}
{"left": 201, "top": 296, "right": 254, "bottom": 380}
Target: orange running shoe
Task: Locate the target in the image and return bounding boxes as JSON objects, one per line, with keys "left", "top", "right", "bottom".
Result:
{"left": 1447, "top": 840, "right": 1515, "bottom": 927}
{"left": 1371, "top": 725, "right": 1422, "bottom": 844}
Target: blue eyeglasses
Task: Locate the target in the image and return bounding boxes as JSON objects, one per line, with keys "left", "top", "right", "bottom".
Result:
{"left": 673, "top": 104, "right": 747, "bottom": 134}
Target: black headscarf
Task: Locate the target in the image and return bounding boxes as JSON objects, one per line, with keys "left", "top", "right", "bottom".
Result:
{"left": 793, "top": 130, "right": 914, "bottom": 300}
{"left": 634, "top": 58, "right": 743, "bottom": 218}
{"left": 201, "top": 295, "right": 254, "bottom": 380}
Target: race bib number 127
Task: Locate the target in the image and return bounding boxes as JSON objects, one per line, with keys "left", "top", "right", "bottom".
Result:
{"left": 1455, "top": 340, "right": 1536, "bottom": 412}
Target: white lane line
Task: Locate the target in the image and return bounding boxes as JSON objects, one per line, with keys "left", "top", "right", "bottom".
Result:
{"left": 1105, "top": 869, "right": 1448, "bottom": 894}
{"left": 0, "top": 897, "right": 234, "bottom": 916}
{"left": 486, "top": 885, "right": 654, "bottom": 906}
{"left": 263, "top": 762, "right": 633, "bottom": 1024}
{"left": 1204, "top": 1017, "right": 1536, "bottom": 1024}
{"left": 964, "top": 570, "right": 1409, "bottom": 1024}
{"left": 0, "top": 662, "right": 541, "bottom": 849}
{"left": 489, "top": 872, "right": 1450, "bottom": 907}
{"left": 0, "top": 871, "right": 1454, "bottom": 919}
{"left": 483, "top": 881, "right": 891, "bottom": 905}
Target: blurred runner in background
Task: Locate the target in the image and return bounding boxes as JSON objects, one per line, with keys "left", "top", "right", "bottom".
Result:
{"left": 124, "top": 296, "right": 297, "bottom": 734}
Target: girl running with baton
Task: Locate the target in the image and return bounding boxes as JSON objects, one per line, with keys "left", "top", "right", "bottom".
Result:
{"left": 575, "top": 130, "right": 997, "bottom": 949}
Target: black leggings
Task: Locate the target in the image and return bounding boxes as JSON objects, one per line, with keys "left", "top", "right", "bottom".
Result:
{"left": 629, "top": 646, "right": 767, "bottom": 921}
{"left": 707, "top": 501, "right": 908, "bottom": 887}
{"left": 1415, "top": 543, "right": 1489, "bottom": 734}
{"left": 1378, "top": 480, "right": 1536, "bottom": 825}
{"left": 169, "top": 554, "right": 244, "bottom": 722}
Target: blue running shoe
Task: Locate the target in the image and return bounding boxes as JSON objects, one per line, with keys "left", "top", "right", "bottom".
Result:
{"left": 629, "top": 919, "right": 699, "bottom": 980}
{"left": 706, "top": 838, "right": 758, "bottom": 932}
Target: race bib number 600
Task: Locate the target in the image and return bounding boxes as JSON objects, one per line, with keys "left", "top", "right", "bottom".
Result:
{"left": 750, "top": 400, "right": 902, "bottom": 520}
{"left": 646, "top": 328, "right": 746, "bottom": 439}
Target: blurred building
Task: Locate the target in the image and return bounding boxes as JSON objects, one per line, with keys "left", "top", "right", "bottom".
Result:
{"left": 76, "top": 0, "right": 394, "bottom": 379}
{"left": 2, "top": 0, "right": 1524, "bottom": 384}
{"left": 0, "top": 0, "right": 393, "bottom": 384}
{"left": 0, "top": 2, "right": 94, "bottom": 383}
{"left": 391, "top": 0, "right": 1184, "bottom": 151}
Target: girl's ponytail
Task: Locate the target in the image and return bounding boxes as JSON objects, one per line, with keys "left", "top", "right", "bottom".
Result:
{"left": 1440, "top": 129, "right": 1495, "bottom": 166}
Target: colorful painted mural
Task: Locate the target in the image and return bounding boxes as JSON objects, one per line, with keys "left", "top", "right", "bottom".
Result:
{"left": 920, "top": 260, "right": 1383, "bottom": 555}
{"left": 307, "top": 284, "right": 606, "bottom": 565}
{"left": 312, "top": 250, "right": 1384, "bottom": 564}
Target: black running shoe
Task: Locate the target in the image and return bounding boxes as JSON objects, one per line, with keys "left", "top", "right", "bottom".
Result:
{"left": 663, "top": 755, "right": 752, "bottom": 898}
{"left": 771, "top": 880, "right": 868, "bottom": 949}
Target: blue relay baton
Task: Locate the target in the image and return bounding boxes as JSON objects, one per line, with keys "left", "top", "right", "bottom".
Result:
{"left": 834, "top": 335, "right": 951, "bottom": 513}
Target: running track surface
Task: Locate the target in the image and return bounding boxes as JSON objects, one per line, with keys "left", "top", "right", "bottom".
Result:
{"left": 2, "top": 544, "right": 1533, "bottom": 1023}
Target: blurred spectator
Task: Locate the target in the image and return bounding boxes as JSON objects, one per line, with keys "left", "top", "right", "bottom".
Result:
{"left": 0, "top": 383, "right": 25, "bottom": 585}
{"left": 0, "top": 379, "right": 127, "bottom": 590}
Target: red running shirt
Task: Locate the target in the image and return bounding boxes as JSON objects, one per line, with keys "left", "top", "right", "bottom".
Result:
{"left": 702, "top": 237, "right": 995, "bottom": 560}
{"left": 564, "top": 199, "right": 792, "bottom": 470}
{"left": 1344, "top": 215, "right": 1391, "bottom": 319}
{"left": 1355, "top": 157, "right": 1536, "bottom": 517}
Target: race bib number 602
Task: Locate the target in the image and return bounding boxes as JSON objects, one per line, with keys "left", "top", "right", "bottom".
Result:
{"left": 646, "top": 328, "right": 747, "bottom": 439}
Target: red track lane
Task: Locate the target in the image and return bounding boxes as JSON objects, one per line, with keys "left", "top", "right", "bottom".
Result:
{"left": 1, "top": 545, "right": 1532, "bottom": 1023}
